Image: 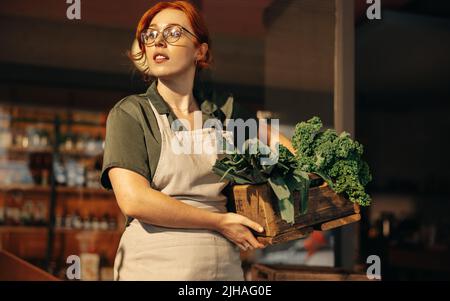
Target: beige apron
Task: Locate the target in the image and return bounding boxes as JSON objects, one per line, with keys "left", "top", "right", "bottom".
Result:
{"left": 113, "top": 98, "right": 244, "bottom": 281}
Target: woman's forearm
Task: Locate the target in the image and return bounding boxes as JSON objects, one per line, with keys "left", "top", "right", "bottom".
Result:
{"left": 118, "top": 179, "right": 223, "bottom": 231}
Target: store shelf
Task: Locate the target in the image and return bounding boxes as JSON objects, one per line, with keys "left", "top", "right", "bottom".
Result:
{"left": 2, "top": 146, "right": 53, "bottom": 154}
{"left": 2, "top": 146, "right": 103, "bottom": 157}
{"left": 0, "top": 226, "right": 122, "bottom": 235}
{"left": 0, "top": 184, "right": 113, "bottom": 196}
{"left": 55, "top": 228, "right": 122, "bottom": 234}
{"left": 56, "top": 186, "right": 112, "bottom": 195}
{"left": 59, "top": 149, "right": 104, "bottom": 157}
{"left": 1, "top": 104, "right": 117, "bottom": 272}
{"left": 9, "top": 118, "right": 104, "bottom": 127}
{"left": 0, "top": 226, "right": 47, "bottom": 233}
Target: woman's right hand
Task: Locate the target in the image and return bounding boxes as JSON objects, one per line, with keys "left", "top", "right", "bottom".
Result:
{"left": 215, "top": 212, "right": 266, "bottom": 251}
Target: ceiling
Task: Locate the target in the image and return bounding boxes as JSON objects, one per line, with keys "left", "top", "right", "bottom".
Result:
{"left": 0, "top": 0, "right": 272, "bottom": 37}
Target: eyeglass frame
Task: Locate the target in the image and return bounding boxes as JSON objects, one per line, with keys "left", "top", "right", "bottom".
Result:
{"left": 140, "top": 23, "right": 198, "bottom": 46}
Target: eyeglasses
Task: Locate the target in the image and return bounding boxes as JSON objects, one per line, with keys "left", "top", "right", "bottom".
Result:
{"left": 140, "top": 24, "right": 198, "bottom": 46}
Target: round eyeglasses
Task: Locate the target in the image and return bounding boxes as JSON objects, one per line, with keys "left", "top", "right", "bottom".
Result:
{"left": 140, "top": 24, "right": 198, "bottom": 46}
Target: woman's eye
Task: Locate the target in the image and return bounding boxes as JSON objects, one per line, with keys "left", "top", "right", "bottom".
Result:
{"left": 170, "top": 29, "right": 182, "bottom": 38}
{"left": 149, "top": 31, "right": 158, "bottom": 39}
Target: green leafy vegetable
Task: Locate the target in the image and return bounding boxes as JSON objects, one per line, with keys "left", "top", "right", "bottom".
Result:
{"left": 213, "top": 138, "right": 309, "bottom": 224}
{"left": 213, "top": 116, "right": 373, "bottom": 225}
{"left": 292, "top": 116, "right": 372, "bottom": 206}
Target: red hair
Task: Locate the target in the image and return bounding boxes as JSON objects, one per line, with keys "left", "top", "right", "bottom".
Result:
{"left": 130, "top": 0, "right": 213, "bottom": 81}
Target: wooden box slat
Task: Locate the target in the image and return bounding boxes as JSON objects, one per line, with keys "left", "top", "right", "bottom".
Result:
{"left": 250, "top": 263, "right": 373, "bottom": 281}
{"left": 230, "top": 176, "right": 361, "bottom": 245}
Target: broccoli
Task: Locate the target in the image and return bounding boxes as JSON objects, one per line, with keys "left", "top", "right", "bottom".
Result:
{"left": 292, "top": 117, "right": 372, "bottom": 206}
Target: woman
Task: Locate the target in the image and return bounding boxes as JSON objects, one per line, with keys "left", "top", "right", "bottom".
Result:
{"left": 101, "top": 1, "right": 294, "bottom": 281}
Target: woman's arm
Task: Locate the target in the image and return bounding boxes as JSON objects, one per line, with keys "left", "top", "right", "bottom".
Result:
{"left": 109, "top": 167, "right": 266, "bottom": 250}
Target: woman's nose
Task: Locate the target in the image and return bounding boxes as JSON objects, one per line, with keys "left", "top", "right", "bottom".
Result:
{"left": 155, "top": 33, "right": 166, "bottom": 47}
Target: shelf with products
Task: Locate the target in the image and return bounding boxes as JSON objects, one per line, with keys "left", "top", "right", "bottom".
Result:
{"left": 0, "top": 102, "right": 122, "bottom": 278}
{"left": 0, "top": 226, "right": 122, "bottom": 235}
{"left": 0, "top": 188, "right": 123, "bottom": 228}
{"left": 0, "top": 184, "right": 113, "bottom": 196}
{"left": 0, "top": 104, "right": 107, "bottom": 126}
{"left": 1, "top": 104, "right": 106, "bottom": 161}
{"left": 1, "top": 146, "right": 104, "bottom": 158}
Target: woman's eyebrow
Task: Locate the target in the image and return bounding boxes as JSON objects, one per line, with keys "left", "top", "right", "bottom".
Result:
{"left": 148, "top": 23, "right": 182, "bottom": 28}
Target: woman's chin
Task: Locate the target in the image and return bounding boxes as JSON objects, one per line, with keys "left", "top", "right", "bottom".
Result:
{"left": 151, "top": 68, "right": 190, "bottom": 81}
{"left": 151, "top": 70, "right": 175, "bottom": 79}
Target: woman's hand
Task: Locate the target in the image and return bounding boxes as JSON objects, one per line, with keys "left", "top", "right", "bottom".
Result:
{"left": 215, "top": 212, "right": 266, "bottom": 251}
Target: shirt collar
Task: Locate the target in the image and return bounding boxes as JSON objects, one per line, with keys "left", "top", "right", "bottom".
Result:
{"left": 144, "top": 80, "right": 227, "bottom": 120}
{"left": 144, "top": 80, "right": 171, "bottom": 115}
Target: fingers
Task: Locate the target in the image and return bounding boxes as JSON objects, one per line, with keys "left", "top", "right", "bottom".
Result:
{"left": 237, "top": 216, "right": 266, "bottom": 249}
{"left": 246, "top": 233, "right": 265, "bottom": 249}
{"left": 235, "top": 230, "right": 266, "bottom": 250}
{"left": 236, "top": 239, "right": 264, "bottom": 251}
{"left": 237, "top": 241, "right": 256, "bottom": 251}
{"left": 236, "top": 242, "right": 246, "bottom": 251}
{"left": 240, "top": 216, "right": 264, "bottom": 233}
{"left": 243, "top": 241, "right": 254, "bottom": 251}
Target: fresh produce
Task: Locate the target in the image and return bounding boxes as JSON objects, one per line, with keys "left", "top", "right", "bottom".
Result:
{"left": 292, "top": 116, "right": 372, "bottom": 206}
{"left": 213, "top": 116, "right": 373, "bottom": 224}
{"left": 213, "top": 138, "right": 309, "bottom": 224}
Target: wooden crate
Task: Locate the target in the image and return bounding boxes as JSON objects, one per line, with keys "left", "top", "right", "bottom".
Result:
{"left": 230, "top": 175, "right": 360, "bottom": 245}
{"left": 250, "top": 263, "right": 373, "bottom": 281}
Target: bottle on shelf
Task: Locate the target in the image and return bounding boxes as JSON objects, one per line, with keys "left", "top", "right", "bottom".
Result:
{"left": 99, "top": 214, "right": 108, "bottom": 231}
{"left": 86, "top": 168, "right": 101, "bottom": 189}
{"left": 20, "top": 200, "right": 34, "bottom": 226}
{"left": 5, "top": 192, "right": 23, "bottom": 226}
{"left": 62, "top": 133, "right": 75, "bottom": 152}
{"left": 64, "top": 211, "right": 72, "bottom": 229}
{"left": 99, "top": 253, "right": 114, "bottom": 281}
{"left": 107, "top": 214, "right": 117, "bottom": 231}
{"left": 40, "top": 129, "right": 50, "bottom": 148}
{"left": 53, "top": 159, "right": 67, "bottom": 186}
{"left": 55, "top": 209, "right": 63, "bottom": 229}
{"left": 0, "top": 128, "right": 13, "bottom": 149}
{"left": 92, "top": 214, "right": 101, "bottom": 231}
{"left": 76, "top": 229, "right": 101, "bottom": 281}
{"left": 41, "top": 169, "right": 49, "bottom": 186}
{"left": 72, "top": 211, "right": 83, "bottom": 230}
{"left": 83, "top": 214, "right": 93, "bottom": 230}
{"left": 33, "top": 201, "right": 48, "bottom": 226}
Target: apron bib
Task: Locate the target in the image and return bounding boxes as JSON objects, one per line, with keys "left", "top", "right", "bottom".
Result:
{"left": 113, "top": 98, "right": 244, "bottom": 281}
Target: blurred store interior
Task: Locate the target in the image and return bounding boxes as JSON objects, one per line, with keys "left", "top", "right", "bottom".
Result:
{"left": 0, "top": 0, "right": 449, "bottom": 280}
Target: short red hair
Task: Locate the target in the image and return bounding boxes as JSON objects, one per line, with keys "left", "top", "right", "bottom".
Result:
{"left": 130, "top": 0, "right": 213, "bottom": 81}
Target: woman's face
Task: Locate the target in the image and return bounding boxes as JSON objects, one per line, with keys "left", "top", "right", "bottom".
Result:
{"left": 144, "top": 9, "right": 202, "bottom": 79}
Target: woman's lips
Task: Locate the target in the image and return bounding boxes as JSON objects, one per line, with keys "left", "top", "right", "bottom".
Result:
{"left": 154, "top": 54, "right": 169, "bottom": 64}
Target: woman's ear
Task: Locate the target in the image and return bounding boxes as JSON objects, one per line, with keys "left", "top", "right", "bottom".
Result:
{"left": 197, "top": 43, "right": 209, "bottom": 61}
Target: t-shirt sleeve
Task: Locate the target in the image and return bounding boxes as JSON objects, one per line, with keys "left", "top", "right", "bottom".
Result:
{"left": 100, "top": 107, "right": 150, "bottom": 190}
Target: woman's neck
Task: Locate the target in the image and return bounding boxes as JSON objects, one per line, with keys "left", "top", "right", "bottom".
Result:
{"left": 156, "top": 77, "right": 197, "bottom": 114}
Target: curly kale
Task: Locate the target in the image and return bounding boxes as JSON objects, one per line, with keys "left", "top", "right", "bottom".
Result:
{"left": 292, "top": 117, "right": 372, "bottom": 206}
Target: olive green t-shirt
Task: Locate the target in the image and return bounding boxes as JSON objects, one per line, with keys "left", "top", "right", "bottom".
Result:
{"left": 100, "top": 80, "right": 257, "bottom": 190}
